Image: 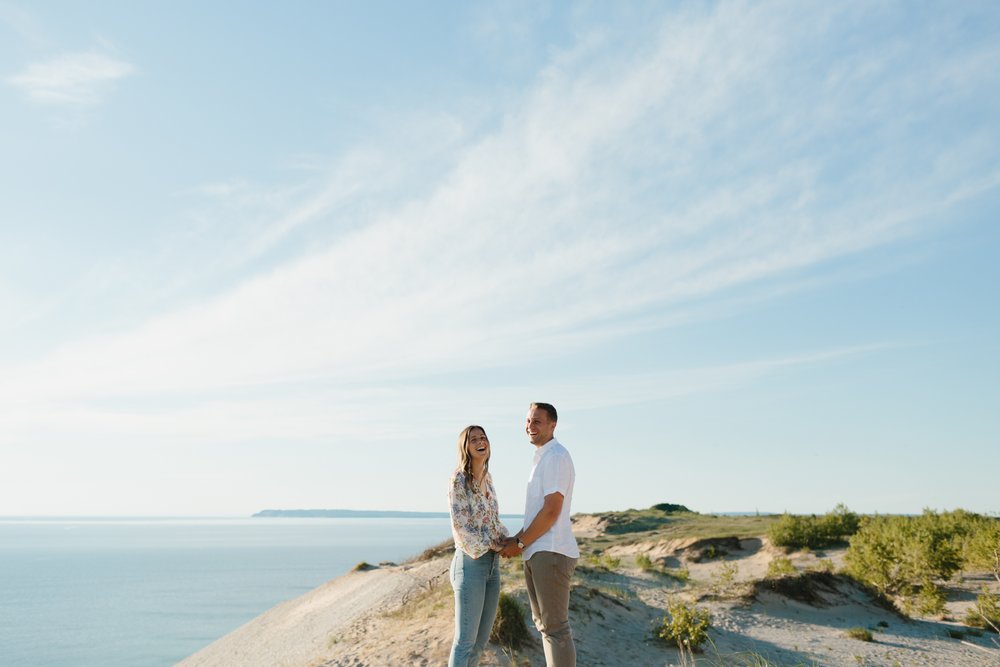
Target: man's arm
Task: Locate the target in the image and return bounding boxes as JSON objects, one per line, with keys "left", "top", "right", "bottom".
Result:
{"left": 500, "top": 492, "right": 563, "bottom": 557}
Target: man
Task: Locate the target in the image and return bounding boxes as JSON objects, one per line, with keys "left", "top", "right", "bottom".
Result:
{"left": 500, "top": 402, "right": 579, "bottom": 667}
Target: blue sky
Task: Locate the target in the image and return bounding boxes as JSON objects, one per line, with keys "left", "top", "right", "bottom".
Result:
{"left": 1, "top": 1, "right": 998, "bottom": 517}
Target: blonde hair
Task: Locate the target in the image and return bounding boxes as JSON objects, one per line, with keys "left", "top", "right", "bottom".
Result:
{"left": 456, "top": 425, "right": 489, "bottom": 492}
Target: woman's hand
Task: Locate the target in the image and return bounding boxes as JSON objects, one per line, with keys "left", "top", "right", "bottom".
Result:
{"left": 499, "top": 537, "right": 522, "bottom": 558}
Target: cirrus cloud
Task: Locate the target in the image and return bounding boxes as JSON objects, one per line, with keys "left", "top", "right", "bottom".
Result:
{"left": 7, "top": 50, "right": 135, "bottom": 106}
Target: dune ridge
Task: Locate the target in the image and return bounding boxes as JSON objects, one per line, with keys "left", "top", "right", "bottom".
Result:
{"left": 178, "top": 510, "right": 1000, "bottom": 666}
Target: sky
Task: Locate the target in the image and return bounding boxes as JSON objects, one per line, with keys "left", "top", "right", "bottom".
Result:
{"left": 1, "top": 1, "right": 998, "bottom": 518}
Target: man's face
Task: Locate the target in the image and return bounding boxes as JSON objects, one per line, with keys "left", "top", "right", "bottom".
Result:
{"left": 525, "top": 406, "right": 556, "bottom": 446}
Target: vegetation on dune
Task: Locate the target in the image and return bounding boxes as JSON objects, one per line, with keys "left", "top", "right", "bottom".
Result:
{"left": 367, "top": 500, "right": 997, "bottom": 665}
{"left": 583, "top": 552, "right": 621, "bottom": 571}
{"left": 409, "top": 537, "right": 455, "bottom": 563}
{"left": 844, "top": 509, "right": 999, "bottom": 617}
{"left": 965, "top": 586, "right": 1000, "bottom": 633}
{"left": 651, "top": 503, "right": 693, "bottom": 513}
{"left": 765, "top": 556, "right": 797, "bottom": 579}
{"left": 582, "top": 505, "right": 778, "bottom": 552}
{"left": 753, "top": 571, "right": 836, "bottom": 606}
{"left": 657, "top": 599, "right": 712, "bottom": 652}
{"left": 490, "top": 592, "right": 533, "bottom": 652}
{"left": 768, "top": 504, "right": 860, "bottom": 550}
{"left": 634, "top": 552, "right": 690, "bottom": 582}
{"left": 845, "top": 626, "right": 873, "bottom": 642}
{"left": 598, "top": 503, "right": 697, "bottom": 534}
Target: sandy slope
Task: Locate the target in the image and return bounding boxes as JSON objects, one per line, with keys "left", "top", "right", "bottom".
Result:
{"left": 176, "top": 559, "right": 447, "bottom": 667}
{"left": 178, "top": 533, "right": 1000, "bottom": 667}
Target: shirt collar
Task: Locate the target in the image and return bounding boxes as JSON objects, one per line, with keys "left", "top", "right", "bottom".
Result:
{"left": 533, "top": 437, "right": 558, "bottom": 462}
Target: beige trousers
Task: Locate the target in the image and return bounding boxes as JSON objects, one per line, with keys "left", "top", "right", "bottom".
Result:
{"left": 523, "top": 551, "right": 577, "bottom": 667}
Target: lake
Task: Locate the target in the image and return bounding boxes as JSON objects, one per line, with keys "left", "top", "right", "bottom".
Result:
{"left": 0, "top": 516, "right": 474, "bottom": 667}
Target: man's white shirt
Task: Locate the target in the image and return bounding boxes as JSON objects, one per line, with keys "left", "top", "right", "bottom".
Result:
{"left": 522, "top": 438, "right": 580, "bottom": 560}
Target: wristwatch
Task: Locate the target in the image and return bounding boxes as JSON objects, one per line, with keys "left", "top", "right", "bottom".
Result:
{"left": 517, "top": 538, "right": 526, "bottom": 550}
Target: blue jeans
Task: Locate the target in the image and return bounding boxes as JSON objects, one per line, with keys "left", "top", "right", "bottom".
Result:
{"left": 449, "top": 549, "right": 501, "bottom": 667}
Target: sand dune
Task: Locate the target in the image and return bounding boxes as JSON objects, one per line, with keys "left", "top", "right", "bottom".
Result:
{"left": 178, "top": 522, "right": 1000, "bottom": 666}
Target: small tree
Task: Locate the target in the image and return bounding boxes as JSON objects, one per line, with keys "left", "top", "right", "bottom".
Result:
{"left": 658, "top": 600, "right": 711, "bottom": 652}
{"left": 845, "top": 511, "right": 962, "bottom": 601}
{"left": 964, "top": 586, "right": 1000, "bottom": 634}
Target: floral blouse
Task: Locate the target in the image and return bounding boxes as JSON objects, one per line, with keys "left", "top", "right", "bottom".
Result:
{"left": 449, "top": 470, "right": 508, "bottom": 558}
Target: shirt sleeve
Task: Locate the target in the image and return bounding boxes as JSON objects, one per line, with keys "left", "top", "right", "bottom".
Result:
{"left": 542, "top": 451, "right": 574, "bottom": 498}
{"left": 449, "top": 472, "right": 491, "bottom": 558}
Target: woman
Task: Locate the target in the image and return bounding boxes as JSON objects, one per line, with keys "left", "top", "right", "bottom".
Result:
{"left": 448, "top": 425, "right": 509, "bottom": 667}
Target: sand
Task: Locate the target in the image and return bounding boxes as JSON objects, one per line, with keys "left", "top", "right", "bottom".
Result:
{"left": 178, "top": 529, "right": 1000, "bottom": 666}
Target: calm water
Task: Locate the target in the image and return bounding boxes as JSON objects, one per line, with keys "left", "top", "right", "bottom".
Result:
{"left": 0, "top": 517, "right": 458, "bottom": 667}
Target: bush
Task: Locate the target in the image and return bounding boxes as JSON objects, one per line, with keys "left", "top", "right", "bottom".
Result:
{"left": 808, "top": 558, "right": 835, "bottom": 574}
{"left": 636, "top": 553, "right": 654, "bottom": 571}
{"left": 845, "top": 627, "right": 873, "bottom": 641}
{"left": 651, "top": 503, "right": 693, "bottom": 513}
{"left": 845, "top": 510, "right": 965, "bottom": 604}
{"left": 961, "top": 516, "right": 1000, "bottom": 581}
{"left": 964, "top": 587, "right": 1000, "bottom": 633}
{"left": 585, "top": 553, "right": 621, "bottom": 570}
{"left": 657, "top": 600, "right": 712, "bottom": 651}
{"left": 766, "top": 556, "right": 797, "bottom": 579}
{"left": 912, "top": 580, "right": 947, "bottom": 617}
{"left": 843, "top": 509, "right": 1000, "bottom": 617}
{"left": 665, "top": 567, "right": 691, "bottom": 583}
{"left": 769, "top": 504, "right": 860, "bottom": 550}
{"left": 710, "top": 562, "right": 739, "bottom": 595}
{"left": 490, "top": 592, "right": 532, "bottom": 651}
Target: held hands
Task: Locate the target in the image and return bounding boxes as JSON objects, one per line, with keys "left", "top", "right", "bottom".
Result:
{"left": 498, "top": 536, "right": 523, "bottom": 558}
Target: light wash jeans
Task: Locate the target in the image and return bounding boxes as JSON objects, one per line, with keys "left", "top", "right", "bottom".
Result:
{"left": 449, "top": 549, "right": 501, "bottom": 667}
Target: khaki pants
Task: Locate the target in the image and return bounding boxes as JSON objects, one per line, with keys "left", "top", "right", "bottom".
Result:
{"left": 523, "top": 551, "right": 577, "bottom": 667}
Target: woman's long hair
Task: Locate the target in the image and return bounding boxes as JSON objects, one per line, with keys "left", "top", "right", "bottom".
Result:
{"left": 456, "top": 424, "right": 489, "bottom": 492}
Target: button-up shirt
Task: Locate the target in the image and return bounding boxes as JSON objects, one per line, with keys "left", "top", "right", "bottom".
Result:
{"left": 522, "top": 438, "right": 580, "bottom": 560}
{"left": 449, "top": 470, "right": 508, "bottom": 558}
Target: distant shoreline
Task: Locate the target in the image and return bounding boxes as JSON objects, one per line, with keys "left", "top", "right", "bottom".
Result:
{"left": 252, "top": 509, "right": 525, "bottom": 519}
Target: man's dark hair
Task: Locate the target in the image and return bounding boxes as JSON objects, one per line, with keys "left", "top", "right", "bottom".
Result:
{"left": 530, "top": 402, "right": 557, "bottom": 422}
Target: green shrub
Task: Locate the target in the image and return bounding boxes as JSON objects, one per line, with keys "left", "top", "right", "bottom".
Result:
{"left": 964, "top": 587, "right": 1000, "bottom": 633}
{"left": 490, "top": 592, "right": 532, "bottom": 651}
{"left": 845, "top": 627, "right": 873, "bottom": 641}
{"left": 585, "top": 553, "right": 621, "bottom": 571}
{"left": 651, "top": 503, "right": 693, "bottom": 513}
{"left": 808, "top": 558, "right": 835, "bottom": 574}
{"left": 913, "top": 580, "right": 947, "bottom": 617}
{"left": 657, "top": 600, "right": 712, "bottom": 651}
{"left": 636, "top": 553, "right": 654, "bottom": 571}
{"left": 843, "top": 509, "right": 1000, "bottom": 616}
{"left": 961, "top": 516, "right": 1000, "bottom": 581}
{"left": 845, "top": 510, "right": 965, "bottom": 604}
{"left": 766, "top": 556, "right": 797, "bottom": 578}
{"left": 769, "top": 504, "right": 859, "bottom": 550}
{"left": 665, "top": 567, "right": 691, "bottom": 583}
{"left": 711, "top": 562, "right": 739, "bottom": 595}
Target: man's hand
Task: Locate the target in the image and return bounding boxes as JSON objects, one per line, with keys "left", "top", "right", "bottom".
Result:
{"left": 499, "top": 537, "right": 522, "bottom": 558}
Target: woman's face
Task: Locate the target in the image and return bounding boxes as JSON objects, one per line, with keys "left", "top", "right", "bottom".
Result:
{"left": 466, "top": 428, "right": 490, "bottom": 465}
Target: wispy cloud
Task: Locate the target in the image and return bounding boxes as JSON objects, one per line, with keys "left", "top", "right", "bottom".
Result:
{"left": 1, "top": 2, "right": 997, "bottom": 440}
{"left": 7, "top": 50, "right": 135, "bottom": 105}
{"left": 0, "top": 343, "right": 896, "bottom": 445}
